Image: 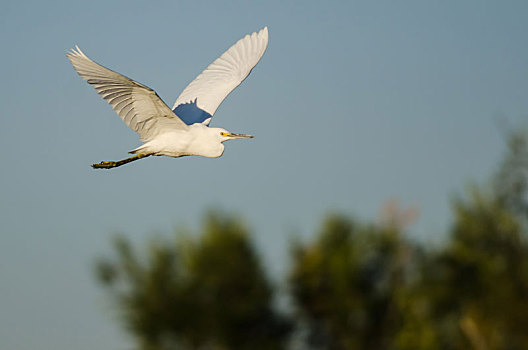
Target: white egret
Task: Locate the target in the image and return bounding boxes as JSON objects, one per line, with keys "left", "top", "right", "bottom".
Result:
{"left": 67, "top": 27, "right": 268, "bottom": 169}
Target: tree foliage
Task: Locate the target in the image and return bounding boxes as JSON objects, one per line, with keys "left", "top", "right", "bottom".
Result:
{"left": 289, "top": 214, "right": 435, "bottom": 350}
{"left": 95, "top": 212, "right": 291, "bottom": 350}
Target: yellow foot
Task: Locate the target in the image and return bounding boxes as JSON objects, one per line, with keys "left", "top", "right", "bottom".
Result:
{"left": 92, "top": 161, "right": 118, "bottom": 169}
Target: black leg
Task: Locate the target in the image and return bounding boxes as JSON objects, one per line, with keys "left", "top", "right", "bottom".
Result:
{"left": 92, "top": 154, "right": 150, "bottom": 169}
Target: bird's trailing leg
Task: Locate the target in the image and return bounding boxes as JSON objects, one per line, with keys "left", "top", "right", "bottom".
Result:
{"left": 92, "top": 154, "right": 150, "bottom": 169}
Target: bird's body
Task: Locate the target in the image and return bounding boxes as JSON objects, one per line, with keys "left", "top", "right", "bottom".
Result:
{"left": 67, "top": 27, "right": 268, "bottom": 169}
{"left": 132, "top": 125, "right": 232, "bottom": 158}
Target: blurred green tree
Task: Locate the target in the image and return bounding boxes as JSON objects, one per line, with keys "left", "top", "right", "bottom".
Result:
{"left": 95, "top": 212, "right": 292, "bottom": 350}
{"left": 289, "top": 211, "right": 435, "bottom": 350}
{"left": 421, "top": 129, "right": 528, "bottom": 350}
{"left": 422, "top": 188, "right": 528, "bottom": 350}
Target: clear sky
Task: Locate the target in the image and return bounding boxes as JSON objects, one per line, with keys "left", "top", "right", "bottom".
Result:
{"left": 1, "top": 1, "right": 527, "bottom": 349}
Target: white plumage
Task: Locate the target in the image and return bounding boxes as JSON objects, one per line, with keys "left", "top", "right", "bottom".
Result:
{"left": 173, "top": 28, "right": 269, "bottom": 117}
{"left": 67, "top": 27, "right": 268, "bottom": 169}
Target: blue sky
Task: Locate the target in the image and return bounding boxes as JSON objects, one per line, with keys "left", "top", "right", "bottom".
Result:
{"left": 1, "top": 1, "right": 527, "bottom": 349}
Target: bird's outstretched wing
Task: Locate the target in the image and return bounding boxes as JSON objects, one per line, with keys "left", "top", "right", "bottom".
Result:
{"left": 172, "top": 27, "right": 268, "bottom": 126}
{"left": 67, "top": 46, "right": 188, "bottom": 141}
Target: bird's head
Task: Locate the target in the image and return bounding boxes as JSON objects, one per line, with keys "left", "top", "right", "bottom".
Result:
{"left": 217, "top": 128, "right": 254, "bottom": 143}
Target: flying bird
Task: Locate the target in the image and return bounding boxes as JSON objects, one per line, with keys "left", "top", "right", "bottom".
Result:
{"left": 67, "top": 27, "right": 268, "bottom": 169}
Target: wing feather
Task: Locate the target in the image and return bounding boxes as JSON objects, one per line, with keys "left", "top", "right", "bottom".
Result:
{"left": 172, "top": 27, "right": 268, "bottom": 125}
{"left": 67, "top": 46, "right": 188, "bottom": 141}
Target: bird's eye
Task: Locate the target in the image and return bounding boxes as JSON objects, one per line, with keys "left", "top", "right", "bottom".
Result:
{"left": 220, "top": 132, "right": 229, "bottom": 137}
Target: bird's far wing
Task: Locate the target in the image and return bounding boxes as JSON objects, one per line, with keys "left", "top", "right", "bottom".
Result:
{"left": 172, "top": 27, "right": 268, "bottom": 126}
{"left": 67, "top": 46, "right": 188, "bottom": 141}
